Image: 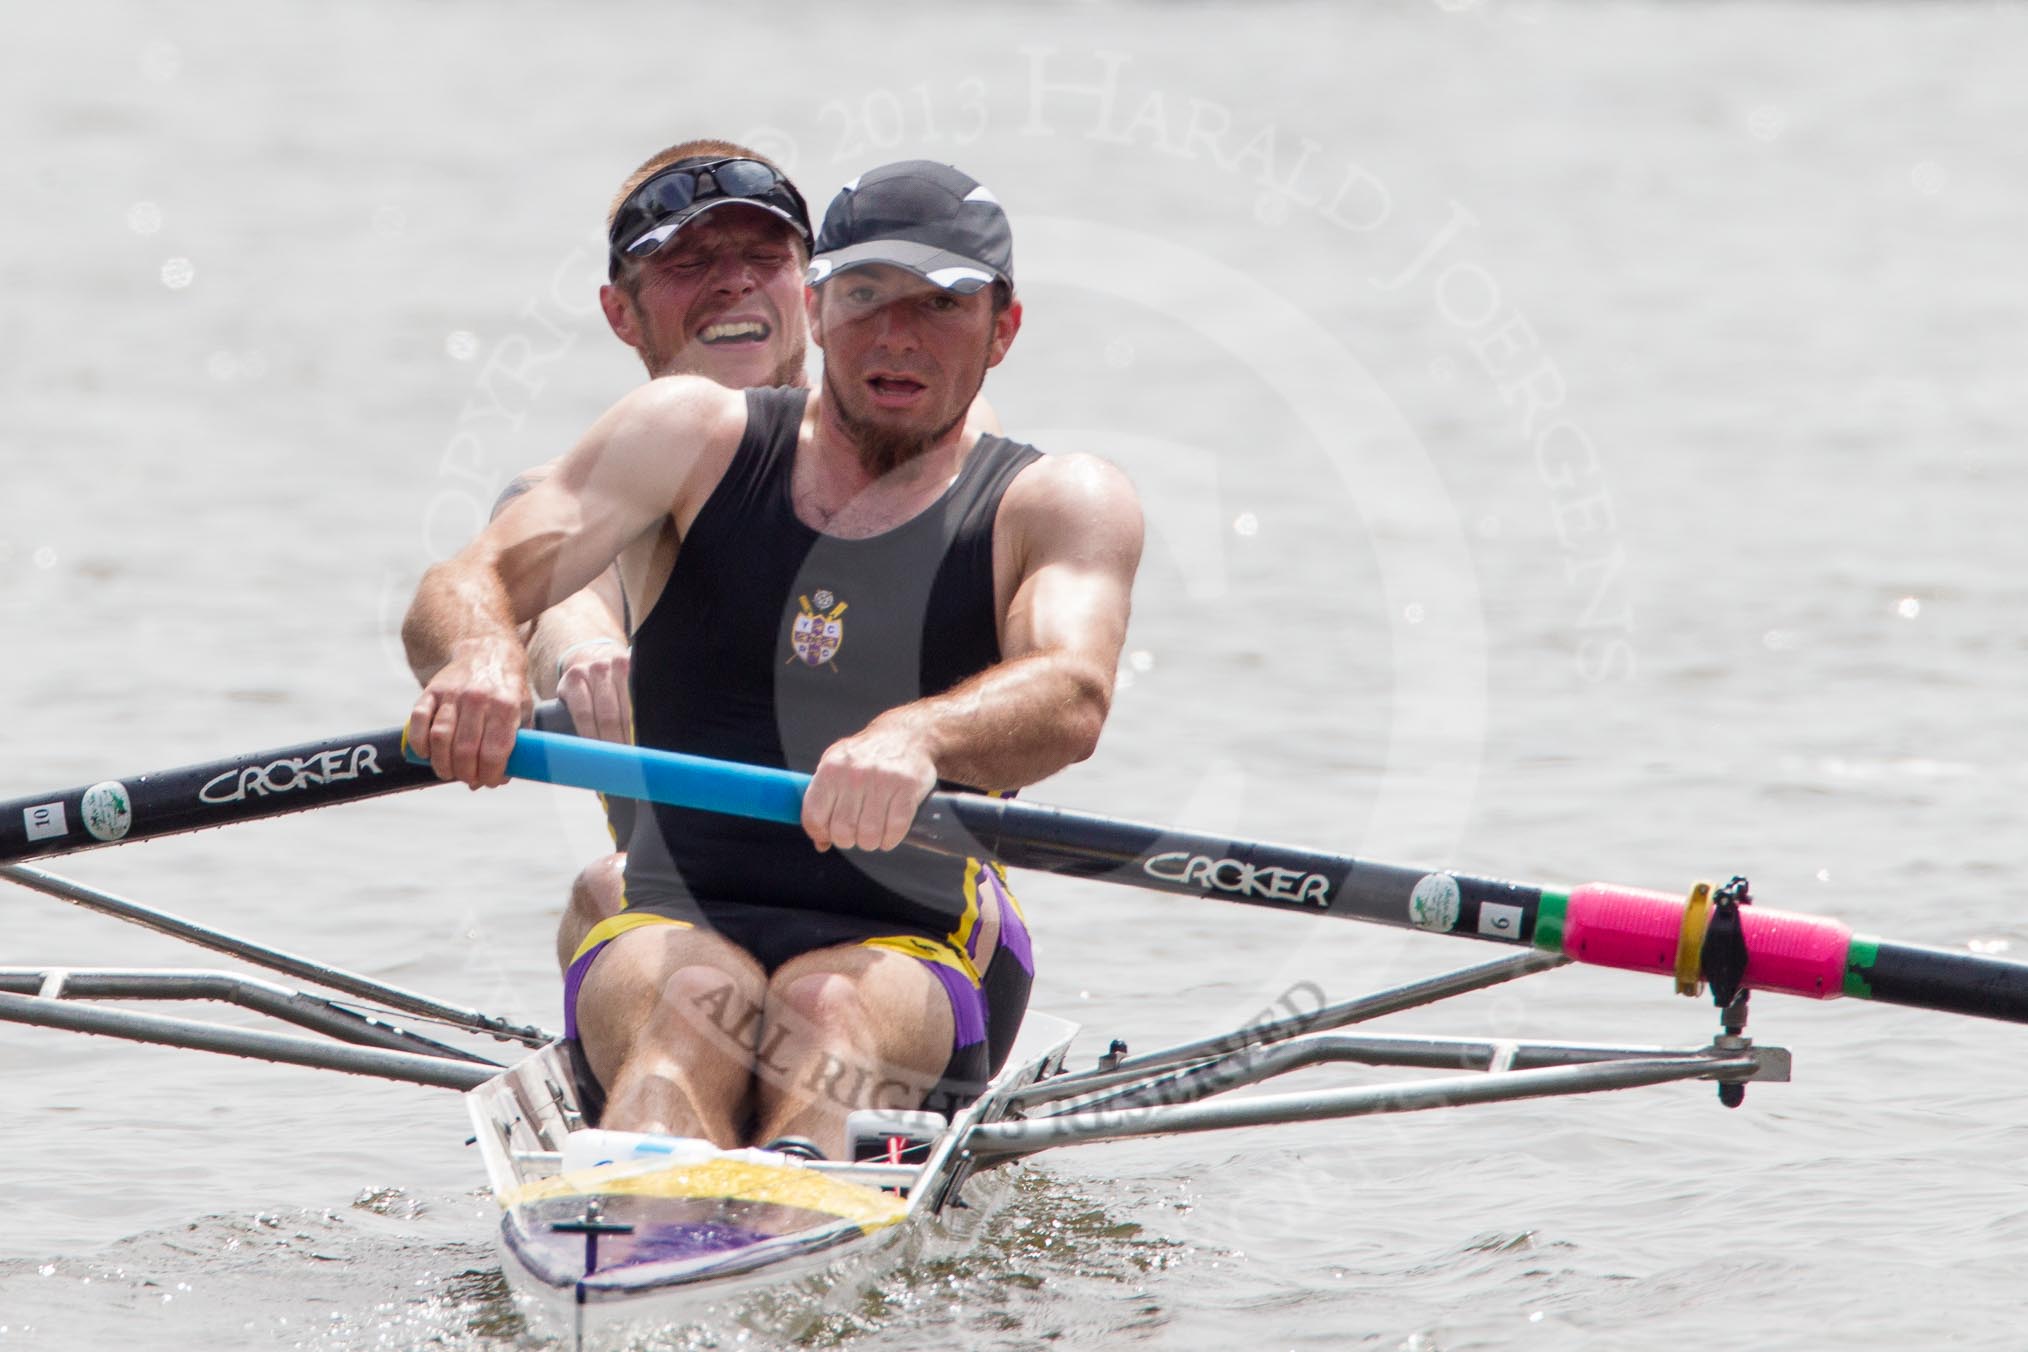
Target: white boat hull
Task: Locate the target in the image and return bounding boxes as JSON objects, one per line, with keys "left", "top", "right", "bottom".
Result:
{"left": 465, "top": 1013, "right": 1078, "bottom": 1349}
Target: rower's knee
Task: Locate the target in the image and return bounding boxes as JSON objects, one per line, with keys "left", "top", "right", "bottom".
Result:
{"left": 758, "top": 972, "right": 918, "bottom": 1118}
{"left": 554, "top": 852, "right": 626, "bottom": 969}
{"left": 572, "top": 853, "right": 627, "bottom": 922}
{"left": 653, "top": 963, "right": 764, "bottom": 1050}
{"left": 578, "top": 929, "right": 764, "bottom": 1050}
{"left": 767, "top": 970, "right": 869, "bottom": 1045}
{"left": 595, "top": 963, "right": 761, "bottom": 1144}
{"left": 584, "top": 960, "right": 758, "bottom": 1084}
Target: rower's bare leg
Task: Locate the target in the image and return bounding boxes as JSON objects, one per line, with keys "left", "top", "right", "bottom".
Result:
{"left": 750, "top": 946, "right": 956, "bottom": 1159}
{"left": 576, "top": 926, "right": 766, "bottom": 1147}
{"left": 555, "top": 851, "right": 627, "bottom": 970}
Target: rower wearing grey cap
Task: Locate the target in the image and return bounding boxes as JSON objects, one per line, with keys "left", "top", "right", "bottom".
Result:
{"left": 404, "top": 160, "right": 1145, "bottom": 1160}
{"left": 804, "top": 159, "right": 1014, "bottom": 294}
{"left": 494, "top": 146, "right": 1010, "bottom": 984}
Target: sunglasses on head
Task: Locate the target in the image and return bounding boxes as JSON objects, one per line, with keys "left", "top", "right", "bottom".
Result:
{"left": 607, "top": 158, "right": 812, "bottom": 279}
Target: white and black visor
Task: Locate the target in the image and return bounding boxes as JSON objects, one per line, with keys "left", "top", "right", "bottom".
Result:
{"left": 623, "top": 197, "right": 809, "bottom": 261}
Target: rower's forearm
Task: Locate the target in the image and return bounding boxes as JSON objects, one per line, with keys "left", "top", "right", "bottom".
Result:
{"left": 402, "top": 560, "right": 524, "bottom": 684}
{"left": 889, "top": 653, "right": 1113, "bottom": 792}
{"left": 526, "top": 589, "right": 626, "bottom": 698}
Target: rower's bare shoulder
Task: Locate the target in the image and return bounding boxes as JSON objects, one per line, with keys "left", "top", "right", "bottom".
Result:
{"left": 565, "top": 376, "right": 749, "bottom": 510}
{"left": 1002, "top": 452, "right": 1144, "bottom": 557}
{"left": 609, "top": 374, "right": 749, "bottom": 448}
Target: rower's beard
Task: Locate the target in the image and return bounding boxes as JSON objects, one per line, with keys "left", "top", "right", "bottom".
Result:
{"left": 825, "top": 358, "right": 987, "bottom": 478}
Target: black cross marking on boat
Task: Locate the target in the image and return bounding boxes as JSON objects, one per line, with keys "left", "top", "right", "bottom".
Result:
{"left": 551, "top": 1197, "right": 634, "bottom": 1282}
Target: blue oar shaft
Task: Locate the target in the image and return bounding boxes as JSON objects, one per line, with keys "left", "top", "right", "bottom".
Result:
{"left": 506, "top": 730, "right": 808, "bottom": 826}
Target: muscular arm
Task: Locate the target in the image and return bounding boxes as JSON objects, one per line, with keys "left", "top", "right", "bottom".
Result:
{"left": 524, "top": 571, "right": 628, "bottom": 699}
{"left": 801, "top": 453, "right": 1143, "bottom": 851}
{"left": 401, "top": 377, "right": 741, "bottom": 784}
{"left": 528, "top": 571, "right": 634, "bottom": 744}
{"left": 906, "top": 453, "right": 1138, "bottom": 788}
{"left": 495, "top": 468, "right": 635, "bottom": 742}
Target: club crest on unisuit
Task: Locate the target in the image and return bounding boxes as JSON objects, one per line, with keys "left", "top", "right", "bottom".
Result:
{"left": 790, "top": 590, "right": 848, "bottom": 669}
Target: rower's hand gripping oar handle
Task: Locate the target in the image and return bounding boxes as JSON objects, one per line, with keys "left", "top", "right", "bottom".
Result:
{"left": 470, "top": 727, "right": 1027, "bottom": 856}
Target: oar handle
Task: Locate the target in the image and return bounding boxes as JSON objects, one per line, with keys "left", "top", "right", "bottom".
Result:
{"left": 499, "top": 730, "right": 809, "bottom": 826}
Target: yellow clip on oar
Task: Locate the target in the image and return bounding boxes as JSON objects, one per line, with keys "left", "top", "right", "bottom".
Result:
{"left": 1674, "top": 880, "right": 1713, "bottom": 997}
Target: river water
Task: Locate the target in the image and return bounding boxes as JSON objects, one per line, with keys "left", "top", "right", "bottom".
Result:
{"left": 5, "top": 2, "right": 2028, "bottom": 1348}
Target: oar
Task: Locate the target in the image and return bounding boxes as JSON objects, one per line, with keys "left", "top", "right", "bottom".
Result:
{"left": 0, "top": 704, "right": 573, "bottom": 1046}
{"left": 0, "top": 702, "right": 573, "bottom": 866}
{"left": 492, "top": 729, "right": 2028, "bottom": 1028}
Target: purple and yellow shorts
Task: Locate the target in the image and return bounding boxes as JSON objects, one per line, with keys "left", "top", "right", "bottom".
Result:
{"left": 563, "top": 859, "right": 1033, "bottom": 1124}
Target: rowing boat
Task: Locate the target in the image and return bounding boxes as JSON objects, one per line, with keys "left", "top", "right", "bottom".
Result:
{"left": 466, "top": 1015, "right": 1076, "bottom": 1347}
{"left": 8, "top": 709, "right": 2028, "bottom": 1345}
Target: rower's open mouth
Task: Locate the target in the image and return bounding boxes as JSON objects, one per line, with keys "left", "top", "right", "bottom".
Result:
{"left": 699, "top": 320, "right": 771, "bottom": 345}
{"left": 868, "top": 376, "right": 926, "bottom": 398}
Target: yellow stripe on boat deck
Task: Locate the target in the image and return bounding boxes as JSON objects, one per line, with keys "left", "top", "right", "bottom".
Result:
{"left": 504, "top": 1157, "right": 911, "bottom": 1230}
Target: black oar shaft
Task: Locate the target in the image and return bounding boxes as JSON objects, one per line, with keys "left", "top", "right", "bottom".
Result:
{"left": 0, "top": 702, "right": 571, "bottom": 866}
{"left": 915, "top": 794, "right": 1548, "bottom": 937}
{"left": 1850, "top": 939, "right": 2028, "bottom": 1024}
{"left": 0, "top": 723, "right": 428, "bottom": 865}
{"left": 908, "top": 793, "right": 2028, "bottom": 1028}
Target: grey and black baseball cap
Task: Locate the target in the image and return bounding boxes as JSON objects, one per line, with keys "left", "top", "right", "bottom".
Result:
{"left": 806, "top": 161, "right": 1013, "bottom": 295}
